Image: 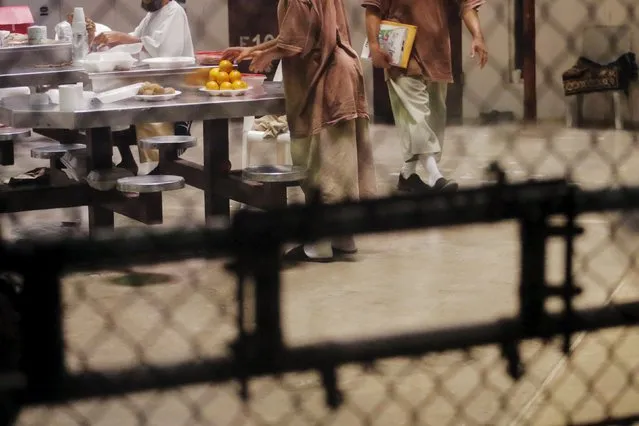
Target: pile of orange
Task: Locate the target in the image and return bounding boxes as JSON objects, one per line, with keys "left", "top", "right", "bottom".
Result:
{"left": 205, "top": 59, "right": 248, "bottom": 91}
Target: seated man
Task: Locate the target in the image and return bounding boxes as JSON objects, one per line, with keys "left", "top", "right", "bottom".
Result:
{"left": 92, "top": 0, "right": 195, "bottom": 175}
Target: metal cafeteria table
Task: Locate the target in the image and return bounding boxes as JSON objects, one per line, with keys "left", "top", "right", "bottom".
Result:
{"left": 0, "top": 82, "right": 286, "bottom": 231}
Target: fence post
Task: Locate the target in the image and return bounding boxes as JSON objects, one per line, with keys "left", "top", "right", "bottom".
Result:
{"left": 19, "top": 254, "right": 65, "bottom": 404}
{"left": 519, "top": 214, "right": 548, "bottom": 334}
{"left": 252, "top": 242, "right": 283, "bottom": 361}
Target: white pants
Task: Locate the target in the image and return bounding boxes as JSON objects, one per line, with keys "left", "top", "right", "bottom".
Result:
{"left": 387, "top": 76, "right": 448, "bottom": 162}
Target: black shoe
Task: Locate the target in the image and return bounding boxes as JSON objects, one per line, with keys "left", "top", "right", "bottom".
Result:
{"left": 397, "top": 174, "right": 431, "bottom": 194}
{"left": 432, "top": 177, "right": 459, "bottom": 192}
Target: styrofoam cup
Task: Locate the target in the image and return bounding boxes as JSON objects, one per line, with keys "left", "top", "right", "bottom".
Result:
{"left": 72, "top": 7, "right": 86, "bottom": 26}
{"left": 27, "top": 26, "right": 47, "bottom": 45}
{"left": 59, "top": 84, "right": 82, "bottom": 111}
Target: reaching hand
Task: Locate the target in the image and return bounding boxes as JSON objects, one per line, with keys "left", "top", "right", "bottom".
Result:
{"left": 221, "top": 47, "right": 251, "bottom": 62}
{"left": 91, "top": 31, "right": 136, "bottom": 49}
{"left": 470, "top": 36, "right": 488, "bottom": 69}
{"left": 370, "top": 45, "right": 392, "bottom": 69}
{"left": 249, "top": 50, "right": 275, "bottom": 73}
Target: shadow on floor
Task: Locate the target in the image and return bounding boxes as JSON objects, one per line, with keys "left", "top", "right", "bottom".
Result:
{"left": 107, "top": 271, "right": 175, "bottom": 287}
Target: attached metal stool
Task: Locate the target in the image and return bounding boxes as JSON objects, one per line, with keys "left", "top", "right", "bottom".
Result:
{"left": 124, "top": 135, "right": 194, "bottom": 193}
{"left": 30, "top": 143, "right": 86, "bottom": 159}
{"left": 116, "top": 175, "right": 185, "bottom": 193}
{"left": 242, "top": 165, "right": 306, "bottom": 183}
{"left": 240, "top": 165, "right": 306, "bottom": 210}
{"left": 138, "top": 135, "right": 197, "bottom": 151}
{"left": 0, "top": 128, "right": 30, "bottom": 166}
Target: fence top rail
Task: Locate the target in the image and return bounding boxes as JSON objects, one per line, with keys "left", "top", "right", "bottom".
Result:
{"left": 3, "top": 181, "right": 639, "bottom": 273}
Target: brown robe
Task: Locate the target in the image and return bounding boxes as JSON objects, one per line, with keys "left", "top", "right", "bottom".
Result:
{"left": 361, "top": 0, "right": 485, "bottom": 82}
{"left": 276, "top": 0, "right": 369, "bottom": 138}
{"left": 276, "top": 0, "right": 376, "bottom": 203}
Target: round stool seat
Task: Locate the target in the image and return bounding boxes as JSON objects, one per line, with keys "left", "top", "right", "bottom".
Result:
{"left": 0, "top": 127, "right": 30, "bottom": 142}
{"left": 31, "top": 143, "right": 86, "bottom": 159}
{"left": 139, "top": 135, "right": 197, "bottom": 150}
{"left": 242, "top": 165, "right": 306, "bottom": 183}
{"left": 116, "top": 175, "right": 185, "bottom": 193}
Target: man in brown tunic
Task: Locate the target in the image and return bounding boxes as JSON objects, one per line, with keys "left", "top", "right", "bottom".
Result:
{"left": 223, "top": 0, "right": 376, "bottom": 262}
{"left": 363, "top": 0, "right": 488, "bottom": 193}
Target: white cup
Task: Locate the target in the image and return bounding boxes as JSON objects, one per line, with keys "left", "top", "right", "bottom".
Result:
{"left": 72, "top": 7, "right": 86, "bottom": 26}
{"left": 27, "top": 26, "right": 47, "bottom": 45}
{"left": 59, "top": 84, "right": 83, "bottom": 111}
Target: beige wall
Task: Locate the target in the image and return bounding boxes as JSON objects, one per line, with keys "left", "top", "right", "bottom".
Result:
{"left": 461, "top": 0, "right": 638, "bottom": 121}
{"left": 70, "top": 0, "right": 638, "bottom": 123}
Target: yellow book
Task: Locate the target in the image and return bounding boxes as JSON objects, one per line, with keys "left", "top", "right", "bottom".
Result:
{"left": 361, "top": 20, "right": 418, "bottom": 69}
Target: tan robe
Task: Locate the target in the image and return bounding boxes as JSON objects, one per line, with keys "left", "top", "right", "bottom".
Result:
{"left": 277, "top": 0, "right": 376, "bottom": 203}
{"left": 135, "top": 122, "right": 173, "bottom": 163}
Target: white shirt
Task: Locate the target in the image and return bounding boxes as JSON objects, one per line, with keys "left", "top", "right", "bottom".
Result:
{"left": 130, "top": 0, "right": 194, "bottom": 60}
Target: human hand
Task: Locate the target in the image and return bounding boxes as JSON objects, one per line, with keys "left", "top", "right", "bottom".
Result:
{"left": 221, "top": 46, "right": 251, "bottom": 62}
{"left": 92, "top": 31, "right": 138, "bottom": 49}
{"left": 370, "top": 44, "right": 392, "bottom": 69}
{"left": 249, "top": 50, "right": 275, "bottom": 73}
{"left": 470, "top": 36, "right": 488, "bottom": 68}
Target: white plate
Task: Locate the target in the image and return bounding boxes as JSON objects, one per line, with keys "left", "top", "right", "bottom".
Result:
{"left": 199, "top": 87, "right": 251, "bottom": 97}
{"left": 142, "top": 57, "right": 195, "bottom": 69}
{"left": 135, "top": 91, "right": 182, "bottom": 102}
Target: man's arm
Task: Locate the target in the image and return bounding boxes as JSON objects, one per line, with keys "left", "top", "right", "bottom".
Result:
{"left": 248, "top": 38, "right": 279, "bottom": 55}
{"left": 461, "top": 6, "right": 488, "bottom": 68}
{"left": 365, "top": 6, "right": 391, "bottom": 68}
{"left": 462, "top": 8, "right": 483, "bottom": 40}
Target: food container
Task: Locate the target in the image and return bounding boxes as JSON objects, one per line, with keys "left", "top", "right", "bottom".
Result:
{"left": 80, "top": 51, "right": 137, "bottom": 72}
{"left": 46, "top": 88, "right": 95, "bottom": 104}
{"left": 195, "top": 50, "right": 223, "bottom": 65}
{"left": 142, "top": 56, "right": 195, "bottom": 69}
{"left": 242, "top": 73, "right": 267, "bottom": 87}
{"left": 108, "top": 43, "right": 143, "bottom": 55}
{"left": 95, "top": 82, "right": 144, "bottom": 104}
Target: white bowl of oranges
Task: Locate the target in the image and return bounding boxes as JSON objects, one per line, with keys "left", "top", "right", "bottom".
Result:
{"left": 199, "top": 59, "right": 250, "bottom": 96}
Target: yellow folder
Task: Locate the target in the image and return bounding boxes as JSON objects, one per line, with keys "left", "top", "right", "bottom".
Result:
{"left": 363, "top": 20, "right": 417, "bottom": 69}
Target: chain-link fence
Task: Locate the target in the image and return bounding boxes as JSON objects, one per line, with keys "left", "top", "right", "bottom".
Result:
{"left": 0, "top": 0, "right": 639, "bottom": 425}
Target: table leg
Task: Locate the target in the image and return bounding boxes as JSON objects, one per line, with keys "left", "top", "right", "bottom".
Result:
{"left": 203, "top": 119, "right": 231, "bottom": 223}
{"left": 86, "top": 127, "right": 115, "bottom": 232}
{"left": 0, "top": 142, "right": 14, "bottom": 166}
{"left": 612, "top": 91, "right": 624, "bottom": 130}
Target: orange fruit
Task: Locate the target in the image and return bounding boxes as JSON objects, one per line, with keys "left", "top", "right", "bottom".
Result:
{"left": 220, "top": 81, "right": 233, "bottom": 90}
{"left": 231, "top": 80, "right": 245, "bottom": 90}
{"left": 218, "top": 59, "right": 234, "bottom": 74}
{"left": 205, "top": 81, "right": 219, "bottom": 90}
{"left": 208, "top": 67, "right": 220, "bottom": 81}
{"left": 216, "top": 71, "right": 230, "bottom": 84}
{"left": 229, "top": 70, "right": 242, "bottom": 82}
{"left": 239, "top": 80, "right": 249, "bottom": 89}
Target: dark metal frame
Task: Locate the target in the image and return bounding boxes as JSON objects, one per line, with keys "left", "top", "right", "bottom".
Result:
{"left": 2, "top": 169, "right": 639, "bottom": 425}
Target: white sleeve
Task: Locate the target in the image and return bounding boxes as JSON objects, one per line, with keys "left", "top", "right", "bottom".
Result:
{"left": 95, "top": 23, "right": 112, "bottom": 35}
{"left": 129, "top": 15, "right": 149, "bottom": 38}
{"left": 138, "top": 8, "right": 192, "bottom": 58}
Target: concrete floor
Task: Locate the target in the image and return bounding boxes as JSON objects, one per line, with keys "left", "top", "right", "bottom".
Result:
{"left": 5, "top": 121, "right": 639, "bottom": 425}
